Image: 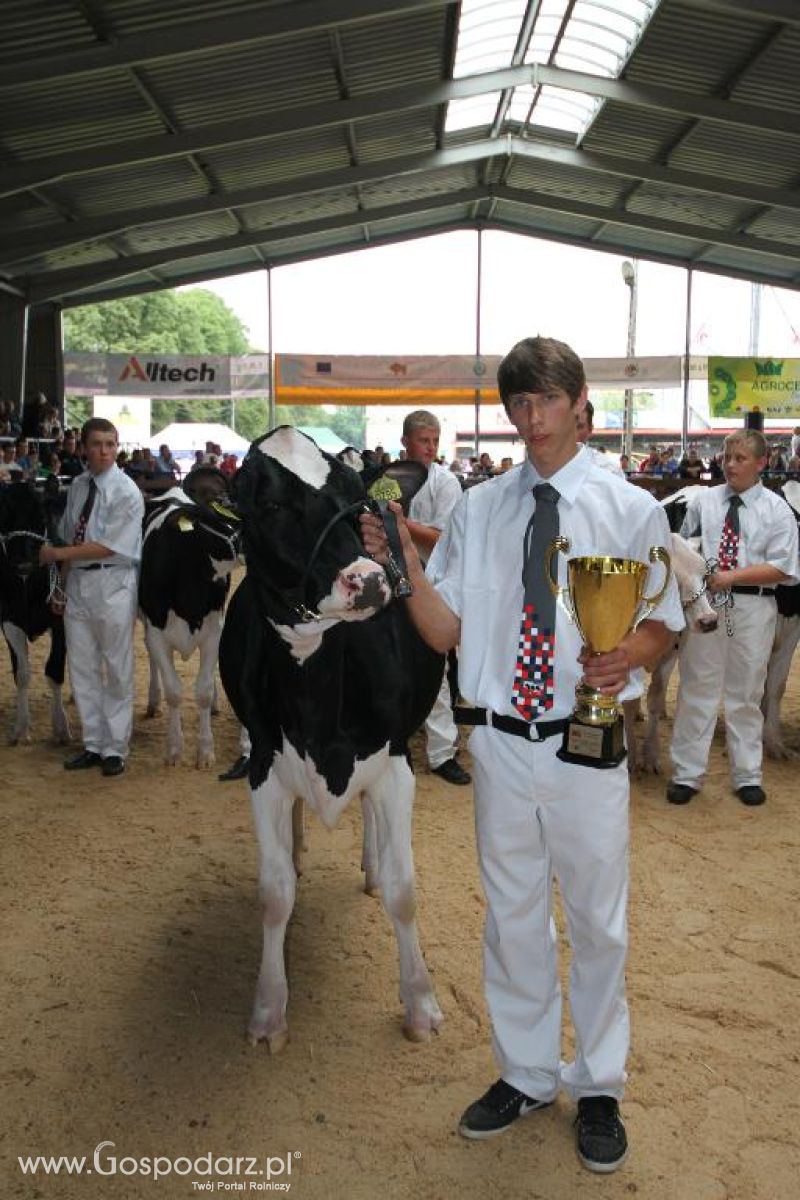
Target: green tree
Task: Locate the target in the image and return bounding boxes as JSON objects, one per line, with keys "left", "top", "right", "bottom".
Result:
{"left": 63, "top": 289, "right": 252, "bottom": 434}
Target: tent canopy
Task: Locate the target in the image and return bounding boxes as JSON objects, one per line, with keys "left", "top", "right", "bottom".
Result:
{"left": 149, "top": 422, "right": 251, "bottom": 459}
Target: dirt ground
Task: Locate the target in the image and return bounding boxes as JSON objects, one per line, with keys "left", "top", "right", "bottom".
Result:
{"left": 2, "top": 621, "right": 799, "bottom": 1200}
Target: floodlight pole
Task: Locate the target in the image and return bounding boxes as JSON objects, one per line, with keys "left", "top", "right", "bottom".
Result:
{"left": 621, "top": 259, "right": 638, "bottom": 460}
{"left": 267, "top": 265, "right": 275, "bottom": 430}
{"left": 474, "top": 228, "right": 483, "bottom": 458}
{"left": 681, "top": 267, "right": 693, "bottom": 456}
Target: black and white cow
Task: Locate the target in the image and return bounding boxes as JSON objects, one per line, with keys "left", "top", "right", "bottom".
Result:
{"left": 0, "top": 479, "right": 69, "bottom": 744}
{"left": 219, "top": 427, "right": 444, "bottom": 1051}
{"left": 139, "top": 487, "right": 239, "bottom": 767}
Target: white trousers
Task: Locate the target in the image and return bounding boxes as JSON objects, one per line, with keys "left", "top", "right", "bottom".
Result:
{"left": 670, "top": 594, "right": 777, "bottom": 790}
{"left": 470, "top": 725, "right": 630, "bottom": 1103}
{"left": 64, "top": 567, "right": 138, "bottom": 759}
{"left": 425, "top": 661, "right": 458, "bottom": 769}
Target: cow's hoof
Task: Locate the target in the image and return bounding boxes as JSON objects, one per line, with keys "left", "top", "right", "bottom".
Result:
{"left": 164, "top": 754, "right": 181, "bottom": 767}
{"left": 247, "top": 1025, "right": 290, "bottom": 1053}
{"left": 402, "top": 1023, "right": 439, "bottom": 1043}
{"left": 145, "top": 705, "right": 161, "bottom": 719}
{"left": 196, "top": 751, "right": 216, "bottom": 769}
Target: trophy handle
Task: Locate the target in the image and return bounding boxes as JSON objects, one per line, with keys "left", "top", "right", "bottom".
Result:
{"left": 545, "top": 535, "right": 575, "bottom": 621}
{"left": 632, "top": 545, "right": 672, "bottom": 630}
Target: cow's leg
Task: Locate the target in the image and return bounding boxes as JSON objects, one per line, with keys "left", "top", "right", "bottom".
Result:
{"left": 763, "top": 616, "right": 800, "bottom": 760}
{"left": 44, "top": 619, "right": 70, "bottom": 743}
{"left": 360, "top": 793, "right": 380, "bottom": 896}
{"left": 291, "top": 797, "right": 306, "bottom": 877}
{"left": 642, "top": 648, "right": 679, "bottom": 774}
{"left": 3, "top": 622, "right": 32, "bottom": 744}
{"left": 366, "top": 756, "right": 443, "bottom": 1042}
{"left": 210, "top": 678, "right": 220, "bottom": 716}
{"left": 193, "top": 617, "right": 222, "bottom": 768}
{"left": 249, "top": 771, "right": 296, "bottom": 1052}
{"left": 143, "top": 615, "right": 162, "bottom": 717}
{"left": 145, "top": 625, "right": 183, "bottom": 765}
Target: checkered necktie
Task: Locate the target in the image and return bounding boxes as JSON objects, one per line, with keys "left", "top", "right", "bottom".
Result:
{"left": 511, "top": 482, "right": 559, "bottom": 720}
{"left": 73, "top": 477, "right": 97, "bottom": 545}
{"left": 717, "top": 494, "right": 742, "bottom": 570}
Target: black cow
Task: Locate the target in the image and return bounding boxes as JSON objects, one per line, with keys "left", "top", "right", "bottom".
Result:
{"left": 219, "top": 427, "right": 444, "bottom": 1050}
{"left": 139, "top": 486, "right": 239, "bottom": 767}
{"left": 0, "top": 479, "right": 69, "bottom": 743}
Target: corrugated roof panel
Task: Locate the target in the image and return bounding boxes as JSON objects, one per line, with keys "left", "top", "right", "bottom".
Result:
{"left": 493, "top": 199, "right": 599, "bottom": 241}
{"left": 34, "top": 242, "right": 120, "bottom": 275}
{"left": 242, "top": 193, "right": 358, "bottom": 233}
{"left": 670, "top": 124, "right": 800, "bottom": 189}
{"left": 0, "top": 193, "right": 56, "bottom": 236}
{"left": 0, "top": 0, "right": 95, "bottom": 62}
{"left": 744, "top": 210, "right": 800, "bottom": 248}
{"left": 121, "top": 212, "right": 240, "bottom": 256}
{"left": 696, "top": 245, "right": 800, "bottom": 283}
{"left": 623, "top": 2, "right": 762, "bottom": 92}
{"left": 339, "top": 9, "right": 452, "bottom": 94}
{"left": 727, "top": 30, "right": 800, "bottom": 114}
{"left": 102, "top": 0, "right": 273, "bottom": 37}
{"left": 505, "top": 156, "right": 627, "bottom": 209}
{"left": 626, "top": 183, "right": 753, "bottom": 233}
{"left": 263, "top": 227, "right": 364, "bottom": 260}
{"left": 2, "top": 74, "right": 162, "bottom": 160}
{"left": 156, "top": 247, "right": 264, "bottom": 280}
{"left": 204, "top": 130, "right": 351, "bottom": 192}
{"left": 591, "top": 224, "right": 706, "bottom": 259}
{"left": 582, "top": 102, "right": 690, "bottom": 162}
{"left": 142, "top": 35, "right": 340, "bottom": 130}
{"left": 357, "top": 112, "right": 438, "bottom": 163}
{"left": 45, "top": 160, "right": 208, "bottom": 219}
{"left": 361, "top": 164, "right": 483, "bottom": 208}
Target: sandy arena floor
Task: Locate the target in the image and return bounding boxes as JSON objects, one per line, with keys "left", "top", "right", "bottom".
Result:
{"left": 2, "top": 617, "right": 799, "bottom": 1200}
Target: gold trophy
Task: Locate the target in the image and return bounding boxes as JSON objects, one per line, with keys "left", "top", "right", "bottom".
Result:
{"left": 544, "top": 538, "right": 672, "bottom": 768}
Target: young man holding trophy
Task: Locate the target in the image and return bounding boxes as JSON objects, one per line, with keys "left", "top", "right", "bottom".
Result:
{"left": 360, "top": 336, "right": 683, "bottom": 1173}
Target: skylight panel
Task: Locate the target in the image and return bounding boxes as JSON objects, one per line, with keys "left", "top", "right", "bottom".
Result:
{"left": 445, "top": 0, "right": 662, "bottom": 139}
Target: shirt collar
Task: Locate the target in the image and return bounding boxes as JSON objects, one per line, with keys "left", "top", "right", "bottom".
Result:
{"left": 518, "top": 445, "right": 591, "bottom": 507}
{"left": 86, "top": 463, "right": 119, "bottom": 494}
{"left": 722, "top": 479, "right": 762, "bottom": 507}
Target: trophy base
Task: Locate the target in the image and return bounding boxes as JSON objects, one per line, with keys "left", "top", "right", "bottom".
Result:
{"left": 556, "top": 715, "right": 627, "bottom": 769}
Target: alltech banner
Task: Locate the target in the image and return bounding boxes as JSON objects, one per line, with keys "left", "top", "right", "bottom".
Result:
{"left": 275, "top": 354, "right": 684, "bottom": 405}
{"left": 708, "top": 356, "right": 800, "bottom": 417}
{"left": 64, "top": 353, "right": 271, "bottom": 398}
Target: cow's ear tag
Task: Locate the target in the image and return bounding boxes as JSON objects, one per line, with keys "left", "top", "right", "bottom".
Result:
{"left": 177, "top": 515, "right": 194, "bottom": 533}
{"left": 210, "top": 501, "right": 240, "bottom": 522}
{"left": 368, "top": 477, "right": 402, "bottom": 503}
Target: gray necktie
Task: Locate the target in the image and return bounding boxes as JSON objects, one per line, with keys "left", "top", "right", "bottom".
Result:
{"left": 511, "top": 482, "right": 560, "bottom": 720}
{"left": 73, "top": 477, "right": 97, "bottom": 545}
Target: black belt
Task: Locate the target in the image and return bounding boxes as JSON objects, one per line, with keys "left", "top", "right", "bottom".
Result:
{"left": 78, "top": 562, "right": 120, "bottom": 571}
{"left": 730, "top": 585, "right": 776, "bottom": 597}
{"left": 454, "top": 706, "right": 568, "bottom": 743}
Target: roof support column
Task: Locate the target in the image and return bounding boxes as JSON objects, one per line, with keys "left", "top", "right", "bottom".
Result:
{"left": 682, "top": 269, "right": 694, "bottom": 456}
{"left": 267, "top": 266, "right": 275, "bottom": 432}
{"left": 0, "top": 292, "right": 29, "bottom": 425}
{"left": 474, "top": 228, "right": 483, "bottom": 457}
{"left": 26, "top": 303, "right": 65, "bottom": 425}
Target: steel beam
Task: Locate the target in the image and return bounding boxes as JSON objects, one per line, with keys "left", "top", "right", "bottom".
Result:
{"left": 0, "top": 0, "right": 452, "bottom": 90}
{"left": 0, "top": 66, "right": 536, "bottom": 200}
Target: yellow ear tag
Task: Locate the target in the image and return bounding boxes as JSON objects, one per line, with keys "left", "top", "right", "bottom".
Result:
{"left": 177, "top": 515, "right": 194, "bottom": 533}
{"left": 368, "top": 477, "right": 402, "bottom": 503}
{"left": 210, "top": 501, "right": 240, "bottom": 522}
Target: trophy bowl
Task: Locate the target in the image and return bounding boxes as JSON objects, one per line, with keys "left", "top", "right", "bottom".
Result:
{"left": 545, "top": 537, "right": 672, "bottom": 767}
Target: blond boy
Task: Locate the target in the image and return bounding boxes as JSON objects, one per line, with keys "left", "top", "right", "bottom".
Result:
{"left": 668, "top": 430, "right": 799, "bottom": 806}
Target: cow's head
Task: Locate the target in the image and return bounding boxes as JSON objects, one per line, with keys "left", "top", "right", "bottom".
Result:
{"left": 0, "top": 480, "right": 47, "bottom": 578}
{"left": 235, "top": 427, "right": 391, "bottom": 624}
{"left": 668, "top": 532, "right": 718, "bottom": 633}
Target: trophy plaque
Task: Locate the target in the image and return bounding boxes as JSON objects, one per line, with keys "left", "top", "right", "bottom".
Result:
{"left": 544, "top": 538, "right": 672, "bottom": 768}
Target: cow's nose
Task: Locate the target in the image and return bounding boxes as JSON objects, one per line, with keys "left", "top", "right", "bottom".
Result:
{"left": 698, "top": 615, "right": 719, "bottom": 633}
{"left": 352, "top": 572, "right": 387, "bottom": 611}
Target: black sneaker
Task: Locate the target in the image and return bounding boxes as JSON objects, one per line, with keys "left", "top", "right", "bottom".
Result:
{"left": 736, "top": 785, "right": 766, "bottom": 806}
{"left": 666, "top": 781, "right": 697, "bottom": 805}
{"left": 458, "top": 1078, "right": 551, "bottom": 1140}
{"left": 575, "top": 1096, "right": 628, "bottom": 1173}
{"left": 431, "top": 757, "right": 472, "bottom": 786}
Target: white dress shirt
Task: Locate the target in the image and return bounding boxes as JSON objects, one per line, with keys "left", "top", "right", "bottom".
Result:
{"left": 60, "top": 465, "right": 144, "bottom": 567}
{"left": 679, "top": 481, "right": 799, "bottom": 581}
{"left": 427, "top": 447, "right": 685, "bottom": 721}
{"left": 408, "top": 461, "right": 462, "bottom": 531}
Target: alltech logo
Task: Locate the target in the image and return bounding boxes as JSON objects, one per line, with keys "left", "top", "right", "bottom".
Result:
{"left": 119, "top": 355, "right": 216, "bottom": 384}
